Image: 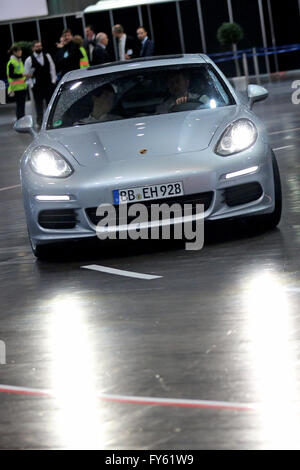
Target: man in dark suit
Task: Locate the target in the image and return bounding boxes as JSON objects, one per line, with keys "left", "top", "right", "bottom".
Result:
{"left": 137, "top": 26, "right": 155, "bottom": 57}
{"left": 112, "top": 24, "right": 138, "bottom": 61}
{"left": 55, "top": 29, "right": 81, "bottom": 78}
{"left": 92, "top": 32, "right": 111, "bottom": 65}
{"left": 83, "top": 25, "right": 97, "bottom": 64}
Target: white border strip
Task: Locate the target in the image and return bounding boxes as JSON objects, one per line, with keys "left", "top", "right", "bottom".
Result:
{"left": 0, "top": 384, "right": 257, "bottom": 411}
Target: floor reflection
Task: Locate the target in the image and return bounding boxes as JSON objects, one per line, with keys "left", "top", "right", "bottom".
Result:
{"left": 48, "top": 295, "right": 102, "bottom": 449}
{"left": 245, "top": 272, "right": 300, "bottom": 449}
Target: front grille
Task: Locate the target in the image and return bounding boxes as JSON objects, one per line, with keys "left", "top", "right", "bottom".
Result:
{"left": 86, "top": 191, "right": 213, "bottom": 227}
{"left": 224, "top": 182, "right": 263, "bottom": 207}
{"left": 38, "top": 209, "right": 78, "bottom": 229}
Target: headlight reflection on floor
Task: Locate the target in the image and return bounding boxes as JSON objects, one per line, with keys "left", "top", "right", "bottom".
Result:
{"left": 246, "top": 272, "right": 300, "bottom": 449}
{"left": 49, "top": 296, "right": 103, "bottom": 449}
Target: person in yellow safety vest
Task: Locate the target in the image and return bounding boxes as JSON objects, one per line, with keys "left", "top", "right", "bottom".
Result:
{"left": 73, "top": 35, "right": 90, "bottom": 68}
{"left": 7, "top": 45, "right": 30, "bottom": 120}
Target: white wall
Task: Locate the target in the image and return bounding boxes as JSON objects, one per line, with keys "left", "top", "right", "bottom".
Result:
{"left": 0, "top": 0, "right": 48, "bottom": 22}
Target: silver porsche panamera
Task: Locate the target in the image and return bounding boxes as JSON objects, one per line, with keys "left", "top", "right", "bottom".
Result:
{"left": 15, "top": 54, "right": 282, "bottom": 258}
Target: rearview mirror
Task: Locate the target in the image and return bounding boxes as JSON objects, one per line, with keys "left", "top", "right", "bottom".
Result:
{"left": 247, "top": 84, "right": 268, "bottom": 109}
{"left": 14, "top": 115, "right": 37, "bottom": 137}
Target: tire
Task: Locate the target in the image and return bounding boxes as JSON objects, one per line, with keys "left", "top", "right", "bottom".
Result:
{"left": 249, "top": 150, "right": 282, "bottom": 230}
{"left": 261, "top": 150, "right": 282, "bottom": 229}
{"left": 28, "top": 233, "right": 54, "bottom": 260}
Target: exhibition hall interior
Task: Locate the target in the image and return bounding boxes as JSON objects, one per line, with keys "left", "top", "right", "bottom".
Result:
{"left": 0, "top": 0, "right": 300, "bottom": 452}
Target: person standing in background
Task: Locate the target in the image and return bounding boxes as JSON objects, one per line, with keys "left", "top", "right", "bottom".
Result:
{"left": 73, "top": 36, "right": 90, "bottom": 68}
{"left": 55, "top": 29, "right": 81, "bottom": 78}
{"left": 112, "top": 24, "right": 137, "bottom": 61}
{"left": 24, "top": 40, "right": 57, "bottom": 127}
{"left": 92, "top": 33, "right": 110, "bottom": 65}
{"left": 137, "top": 26, "right": 155, "bottom": 57}
{"left": 56, "top": 35, "right": 66, "bottom": 50}
{"left": 83, "top": 25, "right": 97, "bottom": 65}
{"left": 6, "top": 45, "right": 29, "bottom": 120}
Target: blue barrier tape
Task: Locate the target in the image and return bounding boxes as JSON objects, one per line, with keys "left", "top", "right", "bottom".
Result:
{"left": 212, "top": 44, "right": 300, "bottom": 63}
{"left": 209, "top": 43, "right": 300, "bottom": 59}
{"left": 209, "top": 48, "right": 252, "bottom": 57}
{"left": 256, "top": 43, "right": 300, "bottom": 52}
{"left": 209, "top": 48, "right": 254, "bottom": 57}
{"left": 214, "top": 46, "right": 300, "bottom": 60}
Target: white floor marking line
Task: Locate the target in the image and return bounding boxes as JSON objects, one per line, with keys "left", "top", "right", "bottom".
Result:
{"left": 269, "top": 126, "right": 300, "bottom": 135}
{"left": 81, "top": 264, "right": 162, "bottom": 280}
{"left": 0, "top": 384, "right": 257, "bottom": 411}
{"left": 0, "top": 184, "right": 21, "bottom": 192}
{"left": 273, "top": 145, "right": 295, "bottom": 151}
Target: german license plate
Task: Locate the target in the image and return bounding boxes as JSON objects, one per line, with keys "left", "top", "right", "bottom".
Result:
{"left": 113, "top": 182, "right": 184, "bottom": 205}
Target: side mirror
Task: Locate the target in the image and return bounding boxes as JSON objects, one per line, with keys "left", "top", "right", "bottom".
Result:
{"left": 247, "top": 84, "right": 268, "bottom": 109}
{"left": 14, "top": 115, "right": 37, "bottom": 137}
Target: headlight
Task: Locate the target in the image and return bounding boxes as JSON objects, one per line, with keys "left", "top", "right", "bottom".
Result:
{"left": 29, "top": 147, "right": 73, "bottom": 178}
{"left": 215, "top": 119, "right": 258, "bottom": 156}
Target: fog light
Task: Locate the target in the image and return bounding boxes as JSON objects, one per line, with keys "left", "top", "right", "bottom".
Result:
{"left": 35, "top": 195, "right": 71, "bottom": 201}
{"left": 225, "top": 166, "right": 259, "bottom": 180}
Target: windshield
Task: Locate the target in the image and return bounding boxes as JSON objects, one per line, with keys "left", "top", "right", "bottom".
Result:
{"left": 47, "top": 64, "right": 235, "bottom": 130}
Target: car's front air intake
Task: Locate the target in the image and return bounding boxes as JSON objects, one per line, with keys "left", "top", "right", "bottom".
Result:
{"left": 224, "top": 183, "right": 263, "bottom": 207}
{"left": 38, "top": 209, "right": 78, "bottom": 229}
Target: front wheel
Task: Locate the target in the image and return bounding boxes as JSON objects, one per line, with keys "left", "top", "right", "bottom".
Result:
{"left": 247, "top": 150, "right": 282, "bottom": 230}
{"left": 28, "top": 233, "right": 54, "bottom": 260}
{"left": 261, "top": 150, "right": 282, "bottom": 229}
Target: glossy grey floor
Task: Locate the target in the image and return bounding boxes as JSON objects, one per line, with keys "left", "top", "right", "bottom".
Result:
{"left": 0, "top": 78, "right": 300, "bottom": 450}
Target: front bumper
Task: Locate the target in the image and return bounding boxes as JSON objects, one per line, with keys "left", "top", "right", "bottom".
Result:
{"left": 21, "top": 142, "right": 275, "bottom": 246}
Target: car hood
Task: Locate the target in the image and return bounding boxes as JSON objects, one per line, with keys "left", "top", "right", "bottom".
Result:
{"left": 45, "top": 106, "right": 239, "bottom": 167}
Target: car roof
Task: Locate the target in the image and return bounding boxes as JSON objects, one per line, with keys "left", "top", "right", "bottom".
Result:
{"left": 62, "top": 54, "right": 210, "bottom": 83}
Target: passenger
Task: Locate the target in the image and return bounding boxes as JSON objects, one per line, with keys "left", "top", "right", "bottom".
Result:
{"left": 156, "top": 70, "right": 209, "bottom": 114}
{"left": 78, "top": 84, "right": 119, "bottom": 124}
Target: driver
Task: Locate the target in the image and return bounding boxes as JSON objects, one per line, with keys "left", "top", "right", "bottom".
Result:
{"left": 79, "top": 84, "right": 119, "bottom": 123}
{"left": 156, "top": 70, "right": 209, "bottom": 113}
